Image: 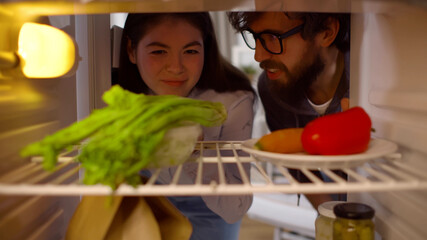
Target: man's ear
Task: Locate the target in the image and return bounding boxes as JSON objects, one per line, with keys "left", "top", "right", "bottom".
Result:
{"left": 127, "top": 38, "right": 137, "bottom": 64}
{"left": 320, "top": 17, "right": 340, "bottom": 48}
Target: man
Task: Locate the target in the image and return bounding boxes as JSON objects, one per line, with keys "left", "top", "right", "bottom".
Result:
{"left": 227, "top": 12, "right": 350, "bottom": 209}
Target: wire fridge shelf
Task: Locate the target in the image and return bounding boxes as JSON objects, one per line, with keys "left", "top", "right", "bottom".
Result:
{"left": 0, "top": 141, "right": 426, "bottom": 196}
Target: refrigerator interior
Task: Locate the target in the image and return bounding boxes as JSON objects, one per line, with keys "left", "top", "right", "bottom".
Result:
{"left": 1, "top": 0, "right": 427, "bottom": 239}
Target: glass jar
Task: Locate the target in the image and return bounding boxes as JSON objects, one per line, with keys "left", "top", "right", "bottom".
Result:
{"left": 333, "top": 202, "right": 375, "bottom": 240}
{"left": 315, "top": 201, "right": 345, "bottom": 240}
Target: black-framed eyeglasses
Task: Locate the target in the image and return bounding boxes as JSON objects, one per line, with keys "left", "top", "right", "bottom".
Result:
{"left": 241, "top": 24, "right": 304, "bottom": 54}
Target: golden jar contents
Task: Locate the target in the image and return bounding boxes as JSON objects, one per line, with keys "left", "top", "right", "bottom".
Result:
{"left": 333, "top": 203, "right": 375, "bottom": 240}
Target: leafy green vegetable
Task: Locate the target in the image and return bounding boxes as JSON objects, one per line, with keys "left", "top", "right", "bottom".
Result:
{"left": 20, "top": 85, "right": 227, "bottom": 189}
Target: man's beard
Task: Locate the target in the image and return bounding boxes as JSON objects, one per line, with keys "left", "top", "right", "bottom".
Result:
{"left": 261, "top": 54, "right": 325, "bottom": 104}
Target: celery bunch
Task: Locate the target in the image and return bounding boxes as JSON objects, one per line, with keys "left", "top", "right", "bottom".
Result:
{"left": 20, "top": 85, "right": 227, "bottom": 189}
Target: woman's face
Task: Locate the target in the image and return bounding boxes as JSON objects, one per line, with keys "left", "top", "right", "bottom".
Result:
{"left": 128, "top": 18, "right": 204, "bottom": 96}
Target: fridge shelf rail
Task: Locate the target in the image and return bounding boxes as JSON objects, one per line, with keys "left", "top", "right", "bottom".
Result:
{"left": 1, "top": 141, "right": 426, "bottom": 196}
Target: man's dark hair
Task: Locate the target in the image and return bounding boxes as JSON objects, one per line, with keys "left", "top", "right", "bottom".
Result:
{"left": 227, "top": 12, "right": 350, "bottom": 52}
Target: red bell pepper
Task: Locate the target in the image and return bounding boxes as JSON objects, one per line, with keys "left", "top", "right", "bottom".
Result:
{"left": 301, "top": 106, "right": 372, "bottom": 155}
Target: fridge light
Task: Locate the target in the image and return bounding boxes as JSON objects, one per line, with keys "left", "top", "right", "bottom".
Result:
{"left": 17, "top": 22, "right": 75, "bottom": 78}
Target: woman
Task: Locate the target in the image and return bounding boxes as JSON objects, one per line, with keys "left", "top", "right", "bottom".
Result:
{"left": 117, "top": 12, "right": 255, "bottom": 240}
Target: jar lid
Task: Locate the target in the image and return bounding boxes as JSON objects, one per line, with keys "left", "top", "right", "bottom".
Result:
{"left": 333, "top": 202, "right": 375, "bottom": 220}
{"left": 318, "top": 201, "right": 346, "bottom": 219}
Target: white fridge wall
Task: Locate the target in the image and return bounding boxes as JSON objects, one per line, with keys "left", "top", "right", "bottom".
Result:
{"left": 0, "top": 14, "right": 111, "bottom": 240}
{"left": 349, "top": 6, "right": 427, "bottom": 240}
{"left": 0, "top": 16, "right": 81, "bottom": 240}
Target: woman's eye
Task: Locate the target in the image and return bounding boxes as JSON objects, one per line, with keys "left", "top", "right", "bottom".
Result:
{"left": 150, "top": 49, "right": 166, "bottom": 55}
{"left": 185, "top": 49, "right": 199, "bottom": 54}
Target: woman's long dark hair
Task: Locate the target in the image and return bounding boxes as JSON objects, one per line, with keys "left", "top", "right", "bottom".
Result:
{"left": 118, "top": 12, "right": 254, "bottom": 94}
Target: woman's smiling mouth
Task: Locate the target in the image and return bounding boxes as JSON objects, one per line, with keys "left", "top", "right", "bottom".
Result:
{"left": 162, "top": 80, "right": 186, "bottom": 86}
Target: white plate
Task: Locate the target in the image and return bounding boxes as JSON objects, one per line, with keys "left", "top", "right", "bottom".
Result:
{"left": 241, "top": 138, "right": 398, "bottom": 169}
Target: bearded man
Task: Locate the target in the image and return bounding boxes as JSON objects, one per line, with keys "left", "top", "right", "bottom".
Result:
{"left": 228, "top": 12, "right": 350, "bottom": 209}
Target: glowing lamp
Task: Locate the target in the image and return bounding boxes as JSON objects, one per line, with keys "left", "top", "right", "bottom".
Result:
{"left": 17, "top": 22, "right": 75, "bottom": 78}
{"left": 0, "top": 22, "right": 75, "bottom": 78}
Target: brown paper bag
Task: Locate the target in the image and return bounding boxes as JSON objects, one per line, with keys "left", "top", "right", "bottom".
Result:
{"left": 66, "top": 196, "right": 192, "bottom": 240}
